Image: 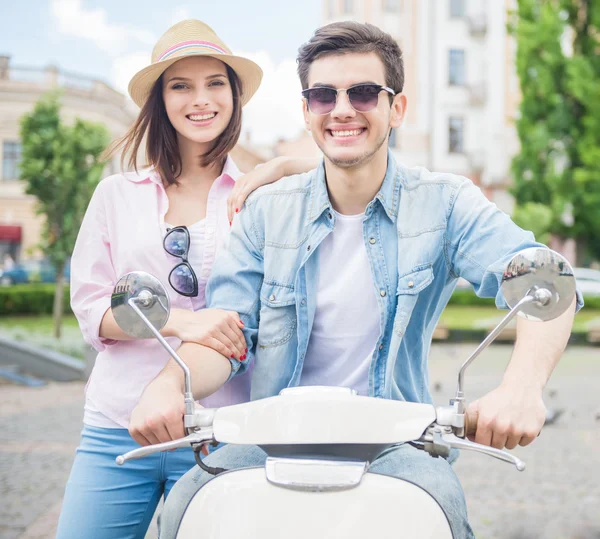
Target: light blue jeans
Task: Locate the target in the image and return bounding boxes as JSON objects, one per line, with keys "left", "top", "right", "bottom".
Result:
{"left": 56, "top": 425, "right": 197, "bottom": 539}
{"left": 160, "top": 443, "right": 474, "bottom": 539}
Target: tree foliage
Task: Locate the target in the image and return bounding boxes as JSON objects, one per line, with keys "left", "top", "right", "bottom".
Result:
{"left": 19, "top": 92, "right": 109, "bottom": 337}
{"left": 510, "top": 0, "right": 600, "bottom": 263}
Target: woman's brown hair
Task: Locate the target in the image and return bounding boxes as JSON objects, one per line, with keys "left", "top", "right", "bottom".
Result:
{"left": 104, "top": 64, "right": 243, "bottom": 185}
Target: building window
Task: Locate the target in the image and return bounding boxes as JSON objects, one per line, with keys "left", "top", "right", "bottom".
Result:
{"left": 383, "top": 0, "right": 402, "bottom": 12}
{"left": 2, "top": 141, "right": 22, "bottom": 181}
{"left": 449, "top": 117, "right": 464, "bottom": 153}
{"left": 343, "top": 0, "right": 353, "bottom": 14}
{"left": 448, "top": 49, "right": 466, "bottom": 86}
{"left": 450, "top": 0, "right": 466, "bottom": 17}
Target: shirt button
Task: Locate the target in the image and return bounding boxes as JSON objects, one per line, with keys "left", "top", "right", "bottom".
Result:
{"left": 328, "top": 213, "right": 332, "bottom": 219}
{"left": 379, "top": 344, "right": 384, "bottom": 351}
{"left": 380, "top": 290, "right": 386, "bottom": 297}
{"left": 269, "top": 294, "right": 276, "bottom": 301}
{"left": 301, "top": 298, "right": 306, "bottom": 306}
{"left": 408, "top": 281, "right": 415, "bottom": 288}
{"left": 369, "top": 238, "right": 376, "bottom": 244}
{"left": 307, "top": 245, "right": 311, "bottom": 251}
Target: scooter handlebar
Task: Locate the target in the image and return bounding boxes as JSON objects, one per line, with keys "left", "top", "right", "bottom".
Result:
{"left": 116, "top": 431, "right": 214, "bottom": 465}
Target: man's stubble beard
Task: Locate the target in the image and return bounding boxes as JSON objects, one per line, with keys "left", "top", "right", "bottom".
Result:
{"left": 317, "top": 127, "right": 390, "bottom": 170}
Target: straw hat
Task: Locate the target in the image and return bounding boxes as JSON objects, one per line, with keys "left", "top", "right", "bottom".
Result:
{"left": 128, "top": 20, "right": 263, "bottom": 108}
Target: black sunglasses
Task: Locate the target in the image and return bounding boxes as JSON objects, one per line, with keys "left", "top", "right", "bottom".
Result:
{"left": 163, "top": 226, "right": 198, "bottom": 297}
{"left": 301, "top": 83, "right": 396, "bottom": 115}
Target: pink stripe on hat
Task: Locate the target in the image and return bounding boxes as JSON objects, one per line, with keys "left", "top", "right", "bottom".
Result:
{"left": 158, "top": 40, "right": 228, "bottom": 62}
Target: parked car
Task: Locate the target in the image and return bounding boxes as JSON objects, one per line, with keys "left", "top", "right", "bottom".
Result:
{"left": 0, "top": 259, "right": 70, "bottom": 285}
{"left": 573, "top": 267, "right": 600, "bottom": 297}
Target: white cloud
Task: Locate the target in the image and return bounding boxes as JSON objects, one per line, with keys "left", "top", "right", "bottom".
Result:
{"left": 170, "top": 6, "right": 192, "bottom": 26}
{"left": 238, "top": 51, "right": 306, "bottom": 145}
{"left": 50, "top": 0, "right": 155, "bottom": 54}
{"left": 111, "top": 52, "right": 150, "bottom": 96}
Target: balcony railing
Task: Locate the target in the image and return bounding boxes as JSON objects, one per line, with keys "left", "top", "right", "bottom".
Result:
{"left": 468, "top": 82, "right": 487, "bottom": 106}
{"left": 0, "top": 59, "right": 124, "bottom": 103}
{"left": 468, "top": 14, "right": 487, "bottom": 37}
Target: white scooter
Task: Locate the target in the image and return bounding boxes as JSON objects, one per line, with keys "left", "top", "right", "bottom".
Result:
{"left": 111, "top": 247, "right": 576, "bottom": 538}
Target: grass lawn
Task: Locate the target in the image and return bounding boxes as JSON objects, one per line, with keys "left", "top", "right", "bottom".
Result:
{"left": 0, "top": 314, "right": 86, "bottom": 359}
{"left": 440, "top": 305, "right": 600, "bottom": 333}
{"left": 0, "top": 307, "right": 598, "bottom": 358}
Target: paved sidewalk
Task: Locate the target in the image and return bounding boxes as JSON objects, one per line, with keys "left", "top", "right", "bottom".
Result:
{"left": 1, "top": 343, "right": 599, "bottom": 538}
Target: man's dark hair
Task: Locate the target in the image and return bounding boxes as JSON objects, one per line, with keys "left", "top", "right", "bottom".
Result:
{"left": 296, "top": 21, "right": 404, "bottom": 94}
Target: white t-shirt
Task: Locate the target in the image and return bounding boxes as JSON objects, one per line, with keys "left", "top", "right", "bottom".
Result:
{"left": 299, "top": 211, "right": 381, "bottom": 395}
{"left": 84, "top": 219, "right": 206, "bottom": 429}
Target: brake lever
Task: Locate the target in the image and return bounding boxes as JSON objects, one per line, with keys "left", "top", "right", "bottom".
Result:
{"left": 116, "top": 430, "right": 215, "bottom": 465}
{"left": 420, "top": 427, "right": 526, "bottom": 471}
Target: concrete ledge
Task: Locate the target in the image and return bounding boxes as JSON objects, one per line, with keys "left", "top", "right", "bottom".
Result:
{"left": 0, "top": 335, "right": 85, "bottom": 381}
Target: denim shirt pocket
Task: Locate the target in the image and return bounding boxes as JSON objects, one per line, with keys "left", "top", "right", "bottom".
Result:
{"left": 258, "top": 282, "right": 298, "bottom": 348}
{"left": 393, "top": 264, "right": 434, "bottom": 336}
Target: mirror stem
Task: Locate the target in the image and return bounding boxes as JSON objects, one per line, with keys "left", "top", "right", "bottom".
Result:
{"left": 454, "top": 294, "right": 536, "bottom": 415}
{"left": 128, "top": 298, "right": 196, "bottom": 417}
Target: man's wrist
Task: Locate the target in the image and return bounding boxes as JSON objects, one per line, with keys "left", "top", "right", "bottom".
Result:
{"left": 161, "top": 309, "right": 183, "bottom": 339}
{"left": 155, "top": 366, "right": 185, "bottom": 394}
{"left": 501, "top": 366, "right": 546, "bottom": 393}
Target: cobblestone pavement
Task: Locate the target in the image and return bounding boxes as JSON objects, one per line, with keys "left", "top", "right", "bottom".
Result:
{"left": 1, "top": 343, "right": 599, "bottom": 539}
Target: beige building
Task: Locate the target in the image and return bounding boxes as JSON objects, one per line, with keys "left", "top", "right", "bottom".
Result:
{"left": 314, "top": 0, "right": 521, "bottom": 211}
{"left": 0, "top": 56, "right": 138, "bottom": 262}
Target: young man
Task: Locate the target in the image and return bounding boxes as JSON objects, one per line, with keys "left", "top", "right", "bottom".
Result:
{"left": 137, "top": 22, "right": 579, "bottom": 538}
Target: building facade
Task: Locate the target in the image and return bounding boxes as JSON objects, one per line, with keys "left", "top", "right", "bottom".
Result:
{"left": 0, "top": 56, "right": 137, "bottom": 262}
{"left": 321, "top": 0, "right": 520, "bottom": 212}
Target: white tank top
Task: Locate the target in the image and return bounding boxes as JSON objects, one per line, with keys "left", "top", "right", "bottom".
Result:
{"left": 299, "top": 211, "right": 381, "bottom": 395}
{"left": 84, "top": 219, "right": 206, "bottom": 428}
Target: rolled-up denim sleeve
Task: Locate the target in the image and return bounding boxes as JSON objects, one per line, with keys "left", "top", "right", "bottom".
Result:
{"left": 444, "top": 179, "right": 583, "bottom": 312}
{"left": 206, "top": 199, "right": 264, "bottom": 378}
{"left": 70, "top": 182, "right": 119, "bottom": 352}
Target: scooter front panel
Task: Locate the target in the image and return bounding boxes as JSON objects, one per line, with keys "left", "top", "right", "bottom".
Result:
{"left": 212, "top": 389, "right": 436, "bottom": 445}
{"left": 175, "top": 468, "right": 452, "bottom": 539}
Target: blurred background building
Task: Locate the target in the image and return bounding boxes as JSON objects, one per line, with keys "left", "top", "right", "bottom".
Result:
{"left": 0, "top": 56, "right": 136, "bottom": 260}
{"left": 320, "top": 0, "right": 520, "bottom": 212}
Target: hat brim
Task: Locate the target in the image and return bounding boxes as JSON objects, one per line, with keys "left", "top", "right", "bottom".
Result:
{"left": 128, "top": 53, "right": 263, "bottom": 109}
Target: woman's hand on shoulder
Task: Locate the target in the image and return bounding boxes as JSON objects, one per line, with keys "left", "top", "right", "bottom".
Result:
{"left": 227, "top": 155, "right": 321, "bottom": 223}
{"left": 227, "top": 157, "right": 285, "bottom": 223}
{"left": 164, "top": 308, "right": 247, "bottom": 361}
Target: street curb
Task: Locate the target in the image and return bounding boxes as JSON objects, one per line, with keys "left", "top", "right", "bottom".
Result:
{"left": 0, "top": 335, "right": 86, "bottom": 381}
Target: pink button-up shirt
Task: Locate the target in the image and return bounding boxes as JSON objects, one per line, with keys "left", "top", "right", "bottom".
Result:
{"left": 71, "top": 157, "right": 251, "bottom": 428}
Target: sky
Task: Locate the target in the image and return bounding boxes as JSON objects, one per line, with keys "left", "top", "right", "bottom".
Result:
{"left": 0, "top": 0, "right": 324, "bottom": 144}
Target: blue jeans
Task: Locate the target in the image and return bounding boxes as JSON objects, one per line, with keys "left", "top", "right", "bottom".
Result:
{"left": 56, "top": 425, "right": 196, "bottom": 539}
{"left": 160, "top": 444, "right": 474, "bottom": 539}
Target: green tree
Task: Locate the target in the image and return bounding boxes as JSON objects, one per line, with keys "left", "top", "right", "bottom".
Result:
{"left": 510, "top": 0, "right": 600, "bottom": 264}
{"left": 19, "top": 92, "right": 109, "bottom": 338}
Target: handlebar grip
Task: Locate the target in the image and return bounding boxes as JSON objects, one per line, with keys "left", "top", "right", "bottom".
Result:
{"left": 465, "top": 409, "right": 478, "bottom": 437}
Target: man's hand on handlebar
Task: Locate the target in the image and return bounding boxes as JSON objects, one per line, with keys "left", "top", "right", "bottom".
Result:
{"left": 129, "top": 375, "right": 186, "bottom": 447}
{"left": 465, "top": 380, "right": 545, "bottom": 450}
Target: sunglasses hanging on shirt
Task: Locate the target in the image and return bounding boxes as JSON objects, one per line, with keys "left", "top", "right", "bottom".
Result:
{"left": 163, "top": 225, "right": 199, "bottom": 297}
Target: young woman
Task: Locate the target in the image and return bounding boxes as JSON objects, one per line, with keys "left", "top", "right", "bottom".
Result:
{"left": 56, "top": 19, "right": 317, "bottom": 539}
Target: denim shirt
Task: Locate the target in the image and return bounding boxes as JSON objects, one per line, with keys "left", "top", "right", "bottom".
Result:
{"left": 207, "top": 151, "right": 579, "bottom": 405}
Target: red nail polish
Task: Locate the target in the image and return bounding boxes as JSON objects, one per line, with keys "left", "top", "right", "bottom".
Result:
{"left": 240, "top": 321, "right": 245, "bottom": 326}
{"left": 235, "top": 208, "right": 239, "bottom": 213}
{"left": 229, "top": 221, "right": 232, "bottom": 226}
{"left": 241, "top": 354, "right": 247, "bottom": 361}
{"left": 245, "top": 348, "right": 248, "bottom": 353}
{"left": 231, "top": 355, "right": 235, "bottom": 359}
